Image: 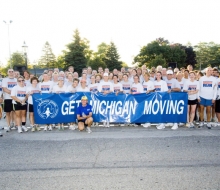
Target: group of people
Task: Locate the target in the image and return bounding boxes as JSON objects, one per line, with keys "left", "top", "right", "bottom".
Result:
{"left": 0, "top": 64, "right": 220, "bottom": 137}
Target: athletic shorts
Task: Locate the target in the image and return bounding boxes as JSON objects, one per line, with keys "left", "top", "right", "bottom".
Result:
{"left": 29, "top": 104, "right": 34, "bottom": 112}
{"left": 14, "top": 103, "right": 27, "bottom": 111}
{"left": 199, "top": 97, "right": 213, "bottom": 107}
{"left": 4, "top": 99, "right": 14, "bottom": 112}
{"left": 188, "top": 99, "right": 198, "bottom": 105}
{"left": 215, "top": 99, "right": 220, "bottom": 113}
{"left": 78, "top": 119, "right": 88, "bottom": 127}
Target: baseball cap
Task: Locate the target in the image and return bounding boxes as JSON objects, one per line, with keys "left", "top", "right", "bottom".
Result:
{"left": 81, "top": 96, "right": 88, "bottom": 100}
{"left": 167, "top": 70, "right": 173, "bottom": 75}
{"left": 103, "top": 72, "right": 108, "bottom": 77}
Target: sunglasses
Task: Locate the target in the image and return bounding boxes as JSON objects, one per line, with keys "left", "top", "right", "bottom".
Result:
{"left": 18, "top": 80, "right": 24, "bottom": 82}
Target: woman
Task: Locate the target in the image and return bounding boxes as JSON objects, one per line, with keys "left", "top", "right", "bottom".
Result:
{"left": 11, "top": 76, "right": 28, "bottom": 133}
{"left": 52, "top": 77, "right": 67, "bottom": 130}
{"left": 76, "top": 79, "right": 89, "bottom": 92}
{"left": 154, "top": 71, "right": 168, "bottom": 129}
{"left": 121, "top": 74, "right": 131, "bottom": 94}
{"left": 65, "top": 72, "right": 74, "bottom": 87}
{"left": 66, "top": 78, "right": 79, "bottom": 130}
{"left": 108, "top": 72, "right": 113, "bottom": 83}
{"left": 112, "top": 75, "right": 123, "bottom": 95}
{"left": 131, "top": 75, "right": 143, "bottom": 94}
{"left": 88, "top": 75, "right": 98, "bottom": 93}
{"left": 142, "top": 73, "right": 155, "bottom": 128}
{"left": 26, "top": 77, "right": 41, "bottom": 132}
{"left": 183, "top": 71, "right": 199, "bottom": 128}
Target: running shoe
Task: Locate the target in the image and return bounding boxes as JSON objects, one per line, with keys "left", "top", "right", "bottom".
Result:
{"left": 171, "top": 123, "right": 178, "bottom": 130}
{"left": 18, "top": 126, "right": 22, "bottom": 133}
{"left": 4, "top": 126, "right": 10, "bottom": 132}
{"left": 22, "top": 126, "right": 28, "bottom": 132}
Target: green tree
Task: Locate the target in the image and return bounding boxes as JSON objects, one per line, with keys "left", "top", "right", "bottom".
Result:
{"left": 103, "top": 41, "right": 122, "bottom": 71}
{"left": 39, "top": 41, "right": 56, "bottom": 68}
{"left": 64, "top": 29, "right": 87, "bottom": 73}
{"left": 55, "top": 55, "right": 65, "bottom": 69}
{"left": 10, "top": 52, "right": 25, "bottom": 67}
{"left": 194, "top": 42, "right": 220, "bottom": 69}
{"left": 134, "top": 38, "right": 186, "bottom": 68}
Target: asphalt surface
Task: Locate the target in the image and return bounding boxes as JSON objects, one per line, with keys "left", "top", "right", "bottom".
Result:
{"left": 0, "top": 119, "right": 220, "bottom": 190}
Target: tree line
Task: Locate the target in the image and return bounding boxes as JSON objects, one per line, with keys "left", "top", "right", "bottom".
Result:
{"left": 1, "top": 30, "right": 220, "bottom": 75}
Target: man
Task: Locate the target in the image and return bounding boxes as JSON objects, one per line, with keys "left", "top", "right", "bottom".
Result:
{"left": 198, "top": 67, "right": 217, "bottom": 129}
{"left": 77, "top": 96, "right": 93, "bottom": 133}
{"left": 161, "top": 68, "right": 167, "bottom": 80}
{"left": 2, "top": 69, "right": 17, "bottom": 132}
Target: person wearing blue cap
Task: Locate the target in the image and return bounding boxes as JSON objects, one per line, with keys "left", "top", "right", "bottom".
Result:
{"left": 76, "top": 96, "right": 93, "bottom": 133}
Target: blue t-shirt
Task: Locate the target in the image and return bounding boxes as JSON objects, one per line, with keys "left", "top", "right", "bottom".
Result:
{"left": 76, "top": 103, "right": 92, "bottom": 121}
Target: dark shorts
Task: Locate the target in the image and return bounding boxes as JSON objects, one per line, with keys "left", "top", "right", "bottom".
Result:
{"left": 14, "top": 103, "right": 27, "bottom": 111}
{"left": 215, "top": 99, "right": 220, "bottom": 113}
{"left": 4, "top": 99, "right": 14, "bottom": 112}
{"left": 78, "top": 119, "right": 88, "bottom": 127}
{"left": 29, "top": 104, "right": 34, "bottom": 112}
{"left": 188, "top": 99, "right": 198, "bottom": 105}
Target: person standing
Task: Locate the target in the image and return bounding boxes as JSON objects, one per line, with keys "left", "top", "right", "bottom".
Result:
{"left": 26, "top": 77, "right": 41, "bottom": 132}
{"left": 154, "top": 71, "right": 168, "bottom": 130}
{"left": 198, "top": 67, "right": 217, "bottom": 129}
{"left": 11, "top": 76, "right": 28, "bottom": 133}
{"left": 98, "top": 73, "right": 113, "bottom": 127}
{"left": 183, "top": 71, "right": 199, "bottom": 128}
{"left": 2, "top": 69, "right": 17, "bottom": 132}
{"left": 39, "top": 73, "right": 53, "bottom": 131}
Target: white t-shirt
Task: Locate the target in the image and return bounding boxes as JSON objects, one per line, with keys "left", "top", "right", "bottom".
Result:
{"left": 198, "top": 76, "right": 217, "bottom": 100}
{"left": 39, "top": 81, "right": 53, "bottom": 93}
{"left": 2, "top": 77, "right": 17, "bottom": 99}
{"left": 24, "top": 79, "right": 31, "bottom": 87}
{"left": 98, "top": 81, "right": 113, "bottom": 93}
{"left": 142, "top": 80, "right": 155, "bottom": 92}
{"left": 154, "top": 80, "right": 168, "bottom": 92}
{"left": 11, "top": 85, "right": 27, "bottom": 104}
{"left": 65, "top": 81, "right": 73, "bottom": 87}
{"left": 177, "top": 79, "right": 185, "bottom": 91}
{"left": 112, "top": 82, "right": 123, "bottom": 93}
{"left": 183, "top": 80, "right": 199, "bottom": 100}
{"left": 76, "top": 86, "right": 90, "bottom": 92}
{"left": 131, "top": 83, "right": 144, "bottom": 94}
{"left": 26, "top": 85, "right": 41, "bottom": 104}
{"left": 52, "top": 85, "right": 67, "bottom": 93}
{"left": 66, "top": 85, "right": 77, "bottom": 93}
{"left": 165, "top": 78, "right": 181, "bottom": 90}
{"left": 88, "top": 83, "right": 99, "bottom": 93}
{"left": 121, "top": 81, "right": 132, "bottom": 94}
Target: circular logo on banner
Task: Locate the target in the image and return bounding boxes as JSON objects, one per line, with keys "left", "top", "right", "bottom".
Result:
{"left": 36, "top": 99, "right": 59, "bottom": 119}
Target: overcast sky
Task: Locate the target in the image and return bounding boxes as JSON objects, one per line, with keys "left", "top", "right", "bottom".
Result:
{"left": 0, "top": 0, "right": 220, "bottom": 67}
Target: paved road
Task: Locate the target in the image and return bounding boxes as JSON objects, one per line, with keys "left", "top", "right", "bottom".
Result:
{"left": 0, "top": 120, "right": 220, "bottom": 190}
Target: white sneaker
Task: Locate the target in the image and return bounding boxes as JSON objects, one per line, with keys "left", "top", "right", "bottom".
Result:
{"left": 0, "top": 131, "right": 2, "bottom": 136}
{"left": 143, "top": 123, "right": 151, "bottom": 128}
{"left": 48, "top": 125, "right": 52, "bottom": 131}
{"left": 4, "top": 126, "right": 10, "bottom": 132}
{"left": 179, "top": 123, "right": 184, "bottom": 126}
{"left": 206, "top": 123, "right": 212, "bottom": 129}
{"left": 107, "top": 122, "right": 110, "bottom": 128}
{"left": 95, "top": 122, "right": 99, "bottom": 126}
{"left": 44, "top": 125, "right": 48, "bottom": 131}
{"left": 186, "top": 123, "right": 190, "bottom": 128}
{"left": 18, "top": 126, "right": 22, "bottom": 133}
{"left": 165, "top": 123, "right": 173, "bottom": 127}
{"left": 171, "top": 123, "right": 178, "bottom": 130}
{"left": 22, "top": 126, "right": 28, "bottom": 132}
{"left": 198, "top": 122, "right": 203, "bottom": 128}
{"left": 87, "top": 127, "right": 92, "bottom": 133}
{"left": 156, "top": 124, "right": 165, "bottom": 130}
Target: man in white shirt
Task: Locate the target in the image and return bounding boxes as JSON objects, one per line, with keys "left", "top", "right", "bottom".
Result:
{"left": 2, "top": 69, "right": 17, "bottom": 132}
{"left": 198, "top": 67, "right": 217, "bottom": 129}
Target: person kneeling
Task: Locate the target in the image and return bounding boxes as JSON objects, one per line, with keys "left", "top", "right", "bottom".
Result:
{"left": 77, "top": 96, "right": 93, "bottom": 133}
